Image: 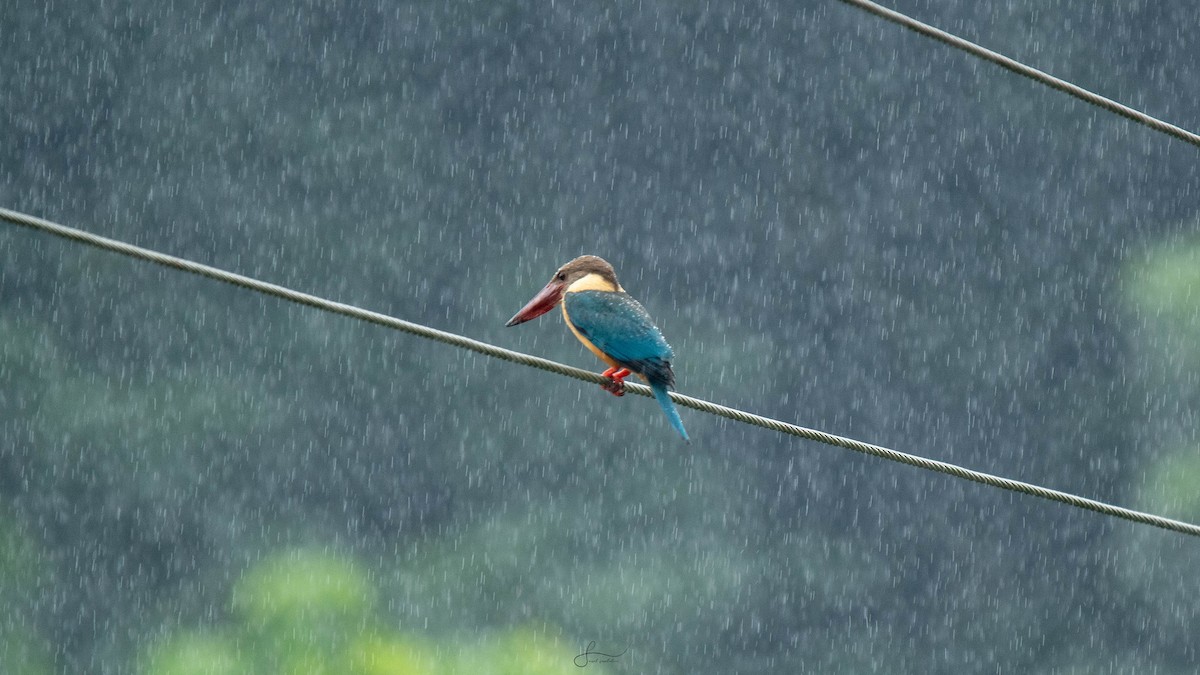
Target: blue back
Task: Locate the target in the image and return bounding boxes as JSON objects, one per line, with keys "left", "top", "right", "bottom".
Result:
{"left": 564, "top": 290, "right": 675, "bottom": 386}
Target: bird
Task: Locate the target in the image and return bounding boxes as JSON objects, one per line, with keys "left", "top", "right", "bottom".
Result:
{"left": 505, "top": 255, "right": 689, "bottom": 441}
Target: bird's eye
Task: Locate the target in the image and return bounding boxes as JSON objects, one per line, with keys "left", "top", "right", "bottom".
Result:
{"left": 556, "top": 272, "right": 566, "bottom": 281}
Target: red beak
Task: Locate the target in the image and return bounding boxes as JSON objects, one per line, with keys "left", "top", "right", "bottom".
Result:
{"left": 505, "top": 279, "right": 565, "bottom": 327}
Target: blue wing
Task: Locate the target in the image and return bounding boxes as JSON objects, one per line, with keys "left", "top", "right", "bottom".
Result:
{"left": 564, "top": 290, "right": 675, "bottom": 387}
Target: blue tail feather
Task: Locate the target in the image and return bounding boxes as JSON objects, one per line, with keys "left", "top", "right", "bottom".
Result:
{"left": 651, "top": 382, "right": 690, "bottom": 442}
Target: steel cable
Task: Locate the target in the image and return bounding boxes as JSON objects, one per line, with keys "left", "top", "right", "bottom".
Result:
{"left": 835, "top": 0, "right": 1200, "bottom": 149}
{"left": 4, "top": 206, "right": 1198, "bottom": 538}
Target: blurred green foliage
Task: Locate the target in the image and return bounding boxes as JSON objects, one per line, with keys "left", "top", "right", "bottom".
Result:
{"left": 143, "top": 549, "right": 604, "bottom": 675}
{"left": 1136, "top": 448, "right": 1200, "bottom": 522}
{"left": 142, "top": 633, "right": 245, "bottom": 675}
{"left": 233, "top": 550, "right": 374, "bottom": 673}
{"left": 1125, "top": 238, "right": 1200, "bottom": 372}
{"left": 1110, "top": 239, "right": 1200, "bottom": 674}
{"left": 1123, "top": 238, "right": 1200, "bottom": 519}
{"left": 0, "top": 513, "right": 52, "bottom": 675}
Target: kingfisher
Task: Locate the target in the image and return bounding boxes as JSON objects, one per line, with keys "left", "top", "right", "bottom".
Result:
{"left": 505, "top": 255, "right": 689, "bottom": 441}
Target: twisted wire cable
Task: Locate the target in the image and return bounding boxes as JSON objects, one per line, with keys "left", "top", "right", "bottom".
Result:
{"left": 4, "top": 207, "right": 1197, "bottom": 537}
{"left": 836, "top": 0, "right": 1200, "bottom": 148}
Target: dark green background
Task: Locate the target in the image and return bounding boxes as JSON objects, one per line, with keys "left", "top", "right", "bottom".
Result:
{"left": 2, "top": 1, "right": 1198, "bottom": 673}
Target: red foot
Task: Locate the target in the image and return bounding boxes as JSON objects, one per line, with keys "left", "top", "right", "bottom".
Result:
{"left": 600, "top": 367, "right": 631, "bottom": 397}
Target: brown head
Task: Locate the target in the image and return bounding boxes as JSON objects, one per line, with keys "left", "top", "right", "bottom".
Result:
{"left": 505, "top": 255, "right": 622, "bottom": 327}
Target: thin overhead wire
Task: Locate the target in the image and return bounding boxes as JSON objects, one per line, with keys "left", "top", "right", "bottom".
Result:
{"left": 835, "top": 0, "right": 1200, "bottom": 149}
{"left": 4, "top": 206, "right": 1199, "bottom": 538}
